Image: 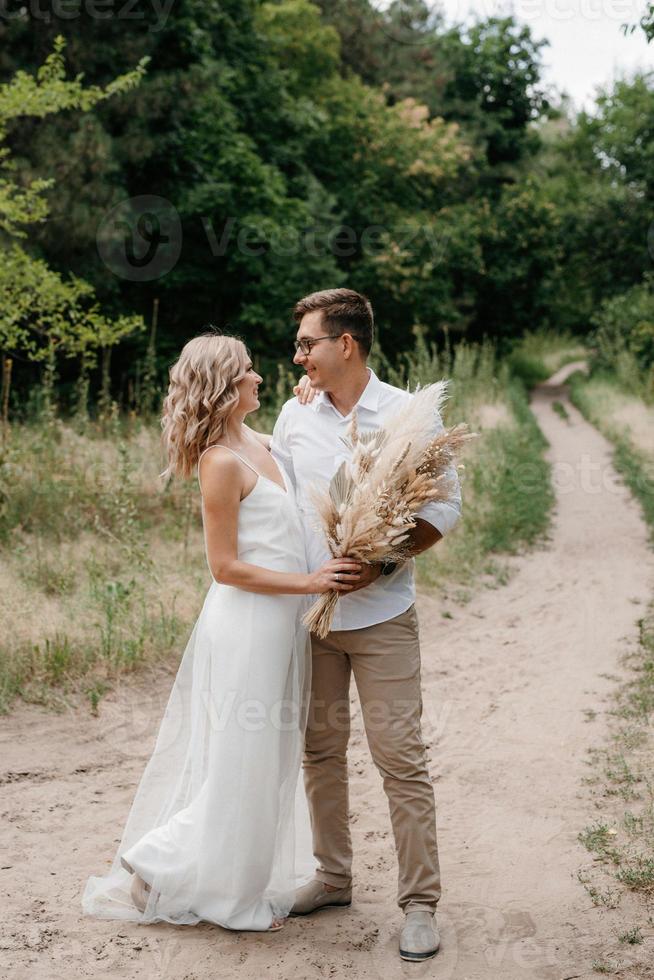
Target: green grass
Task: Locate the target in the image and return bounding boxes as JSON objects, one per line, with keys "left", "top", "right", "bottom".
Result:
{"left": 617, "top": 926, "right": 643, "bottom": 945}
{"left": 0, "top": 331, "right": 563, "bottom": 711}
{"left": 612, "top": 438, "right": 654, "bottom": 543}
{"left": 0, "top": 417, "right": 202, "bottom": 714}
{"left": 505, "top": 327, "right": 588, "bottom": 388}
{"left": 417, "top": 376, "right": 555, "bottom": 594}
{"left": 592, "top": 959, "right": 619, "bottom": 974}
{"left": 571, "top": 366, "right": 654, "bottom": 965}
{"left": 579, "top": 821, "right": 619, "bottom": 857}
{"left": 569, "top": 372, "right": 654, "bottom": 544}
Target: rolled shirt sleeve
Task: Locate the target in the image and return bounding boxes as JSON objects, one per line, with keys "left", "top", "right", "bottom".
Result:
{"left": 414, "top": 408, "right": 462, "bottom": 536}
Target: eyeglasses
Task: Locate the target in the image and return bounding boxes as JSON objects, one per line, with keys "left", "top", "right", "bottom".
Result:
{"left": 293, "top": 334, "right": 364, "bottom": 356}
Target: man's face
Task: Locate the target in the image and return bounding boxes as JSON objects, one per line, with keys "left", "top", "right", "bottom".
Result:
{"left": 293, "top": 310, "right": 343, "bottom": 390}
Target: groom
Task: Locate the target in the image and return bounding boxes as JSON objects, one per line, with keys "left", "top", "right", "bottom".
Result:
{"left": 270, "top": 288, "right": 461, "bottom": 961}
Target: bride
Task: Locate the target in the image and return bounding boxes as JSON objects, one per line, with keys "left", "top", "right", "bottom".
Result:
{"left": 81, "top": 333, "right": 362, "bottom": 932}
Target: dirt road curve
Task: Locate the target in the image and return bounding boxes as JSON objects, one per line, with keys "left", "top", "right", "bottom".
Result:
{"left": 2, "top": 361, "right": 654, "bottom": 980}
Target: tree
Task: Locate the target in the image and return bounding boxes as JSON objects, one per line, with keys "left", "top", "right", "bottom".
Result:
{"left": 538, "top": 72, "right": 654, "bottom": 332}
{"left": 0, "top": 36, "right": 146, "bottom": 417}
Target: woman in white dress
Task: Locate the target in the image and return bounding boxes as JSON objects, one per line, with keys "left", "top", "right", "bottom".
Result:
{"left": 81, "top": 333, "right": 361, "bottom": 932}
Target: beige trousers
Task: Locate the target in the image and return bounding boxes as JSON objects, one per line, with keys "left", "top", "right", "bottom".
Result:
{"left": 303, "top": 603, "right": 441, "bottom": 913}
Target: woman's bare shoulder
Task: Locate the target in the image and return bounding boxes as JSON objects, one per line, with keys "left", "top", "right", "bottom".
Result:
{"left": 198, "top": 446, "right": 243, "bottom": 491}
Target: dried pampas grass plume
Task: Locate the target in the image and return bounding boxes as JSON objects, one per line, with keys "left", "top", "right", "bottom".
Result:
{"left": 303, "top": 381, "right": 477, "bottom": 638}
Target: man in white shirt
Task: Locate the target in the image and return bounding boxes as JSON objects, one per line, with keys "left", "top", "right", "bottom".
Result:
{"left": 270, "top": 288, "right": 461, "bottom": 961}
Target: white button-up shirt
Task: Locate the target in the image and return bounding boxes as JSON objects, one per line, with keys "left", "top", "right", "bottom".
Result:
{"left": 270, "top": 367, "right": 462, "bottom": 631}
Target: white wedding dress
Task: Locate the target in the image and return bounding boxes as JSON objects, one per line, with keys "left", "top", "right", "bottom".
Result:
{"left": 81, "top": 446, "right": 315, "bottom": 929}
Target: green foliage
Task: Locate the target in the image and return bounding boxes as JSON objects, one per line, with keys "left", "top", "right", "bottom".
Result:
{"left": 0, "top": 36, "right": 147, "bottom": 411}
{"left": 475, "top": 380, "right": 553, "bottom": 553}
{"left": 0, "top": 244, "right": 143, "bottom": 365}
{"left": 319, "top": 3, "right": 552, "bottom": 177}
{"left": 439, "top": 16, "right": 551, "bottom": 177}
{"left": 538, "top": 72, "right": 654, "bottom": 333}
{"left": 506, "top": 353, "right": 550, "bottom": 389}
{"left": 0, "top": 34, "right": 147, "bottom": 239}
{"left": 590, "top": 275, "right": 654, "bottom": 401}
{"left": 0, "top": 4, "right": 651, "bottom": 412}
{"left": 506, "top": 328, "right": 588, "bottom": 388}
{"left": 474, "top": 183, "right": 563, "bottom": 342}
{"left": 256, "top": 0, "right": 341, "bottom": 93}
{"left": 636, "top": 1, "right": 654, "bottom": 41}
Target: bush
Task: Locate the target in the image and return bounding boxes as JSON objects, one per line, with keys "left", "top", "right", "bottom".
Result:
{"left": 590, "top": 274, "right": 654, "bottom": 401}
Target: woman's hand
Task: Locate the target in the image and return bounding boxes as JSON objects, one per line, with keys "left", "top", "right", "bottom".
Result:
{"left": 293, "top": 374, "right": 318, "bottom": 405}
{"left": 306, "top": 558, "right": 363, "bottom": 594}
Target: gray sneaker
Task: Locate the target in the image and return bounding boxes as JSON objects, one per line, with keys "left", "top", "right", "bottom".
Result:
{"left": 289, "top": 878, "right": 352, "bottom": 916}
{"left": 399, "top": 910, "right": 440, "bottom": 961}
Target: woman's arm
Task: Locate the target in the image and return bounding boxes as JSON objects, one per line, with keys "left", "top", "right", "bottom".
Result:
{"left": 198, "top": 449, "right": 361, "bottom": 595}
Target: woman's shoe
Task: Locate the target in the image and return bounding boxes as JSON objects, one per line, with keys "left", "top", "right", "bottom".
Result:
{"left": 120, "top": 855, "right": 152, "bottom": 912}
{"left": 130, "top": 873, "right": 152, "bottom": 913}
{"left": 222, "top": 915, "right": 286, "bottom": 933}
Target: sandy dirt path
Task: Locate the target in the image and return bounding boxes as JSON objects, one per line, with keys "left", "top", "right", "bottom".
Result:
{"left": 2, "top": 362, "right": 654, "bottom": 980}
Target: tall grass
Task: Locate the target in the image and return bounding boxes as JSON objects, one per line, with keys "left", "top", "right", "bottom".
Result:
{"left": 569, "top": 371, "right": 654, "bottom": 534}
{"left": 0, "top": 331, "right": 561, "bottom": 712}
{"left": 589, "top": 276, "right": 654, "bottom": 405}
{"left": 504, "top": 327, "right": 588, "bottom": 388}
{"left": 372, "top": 327, "right": 556, "bottom": 594}
{"left": 0, "top": 418, "right": 203, "bottom": 713}
{"left": 370, "top": 328, "right": 509, "bottom": 420}
{"left": 416, "top": 377, "right": 554, "bottom": 594}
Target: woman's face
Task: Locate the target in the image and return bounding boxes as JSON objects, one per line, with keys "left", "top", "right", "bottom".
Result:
{"left": 235, "top": 356, "right": 263, "bottom": 415}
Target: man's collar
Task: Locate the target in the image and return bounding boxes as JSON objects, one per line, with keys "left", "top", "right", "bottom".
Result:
{"left": 309, "top": 367, "right": 381, "bottom": 414}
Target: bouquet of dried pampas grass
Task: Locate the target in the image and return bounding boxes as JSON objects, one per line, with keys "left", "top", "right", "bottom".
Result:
{"left": 303, "top": 380, "right": 477, "bottom": 638}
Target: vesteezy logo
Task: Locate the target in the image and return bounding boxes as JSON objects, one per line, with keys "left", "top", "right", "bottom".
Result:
{"left": 96, "top": 195, "right": 182, "bottom": 282}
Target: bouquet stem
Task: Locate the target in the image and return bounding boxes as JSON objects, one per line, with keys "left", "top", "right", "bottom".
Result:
{"left": 302, "top": 590, "right": 340, "bottom": 639}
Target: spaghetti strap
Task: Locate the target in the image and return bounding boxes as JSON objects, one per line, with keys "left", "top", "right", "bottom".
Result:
{"left": 220, "top": 446, "right": 262, "bottom": 478}
{"left": 197, "top": 444, "right": 261, "bottom": 490}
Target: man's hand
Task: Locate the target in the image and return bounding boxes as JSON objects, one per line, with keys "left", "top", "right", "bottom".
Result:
{"left": 343, "top": 560, "right": 382, "bottom": 592}
{"left": 343, "top": 521, "right": 442, "bottom": 593}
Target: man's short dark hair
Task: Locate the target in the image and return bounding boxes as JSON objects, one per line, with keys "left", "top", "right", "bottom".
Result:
{"left": 293, "top": 288, "right": 374, "bottom": 356}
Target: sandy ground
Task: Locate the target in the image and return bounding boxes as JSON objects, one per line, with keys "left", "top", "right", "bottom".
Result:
{"left": 2, "top": 361, "right": 654, "bottom": 980}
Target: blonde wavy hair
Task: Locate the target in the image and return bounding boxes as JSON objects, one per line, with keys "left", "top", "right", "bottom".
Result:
{"left": 161, "top": 333, "right": 251, "bottom": 479}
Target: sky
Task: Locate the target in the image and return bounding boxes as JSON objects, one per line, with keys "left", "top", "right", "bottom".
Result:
{"left": 438, "top": 0, "right": 652, "bottom": 112}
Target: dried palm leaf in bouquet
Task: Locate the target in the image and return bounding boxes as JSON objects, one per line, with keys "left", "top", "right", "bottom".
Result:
{"left": 303, "top": 380, "right": 477, "bottom": 638}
